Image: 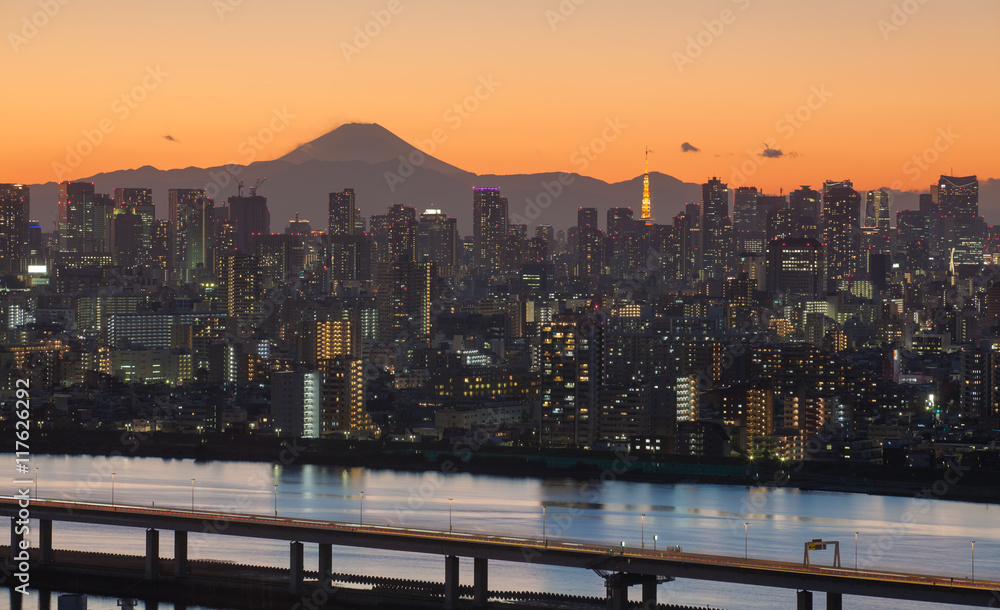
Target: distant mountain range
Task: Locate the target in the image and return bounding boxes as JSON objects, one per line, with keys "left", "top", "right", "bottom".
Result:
{"left": 24, "top": 122, "right": 1000, "bottom": 233}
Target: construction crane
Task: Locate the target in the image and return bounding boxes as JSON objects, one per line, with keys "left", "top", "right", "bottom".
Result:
{"left": 250, "top": 177, "right": 267, "bottom": 197}
{"left": 226, "top": 168, "right": 244, "bottom": 197}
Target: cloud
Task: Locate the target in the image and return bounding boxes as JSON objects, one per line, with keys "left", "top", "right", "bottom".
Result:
{"left": 760, "top": 145, "right": 784, "bottom": 158}
{"left": 164, "top": 134, "right": 177, "bottom": 142}
{"left": 680, "top": 142, "right": 700, "bottom": 153}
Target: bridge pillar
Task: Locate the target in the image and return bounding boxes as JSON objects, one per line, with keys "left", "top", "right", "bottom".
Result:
{"left": 607, "top": 581, "right": 628, "bottom": 610}
{"left": 826, "top": 592, "right": 842, "bottom": 610}
{"left": 290, "top": 541, "right": 304, "bottom": 595}
{"left": 641, "top": 576, "right": 657, "bottom": 607}
{"left": 797, "top": 590, "right": 813, "bottom": 610}
{"left": 9, "top": 518, "right": 23, "bottom": 561}
{"left": 318, "top": 543, "right": 332, "bottom": 587}
{"left": 174, "top": 530, "right": 188, "bottom": 577}
{"left": 473, "top": 557, "right": 488, "bottom": 607}
{"left": 39, "top": 518, "right": 52, "bottom": 564}
{"left": 146, "top": 528, "right": 160, "bottom": 581}
{"left": 444, "top": 555, "right": 460, "bottom": 610}
{"left": 38, "top": 589, "right": 50, "bottom": 610}
{"left": 9, "top": 587, "right": 22, "bottom": 610}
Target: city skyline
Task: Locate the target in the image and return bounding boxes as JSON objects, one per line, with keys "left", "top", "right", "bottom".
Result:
{"left": 2, "top": 0, "right": 998, "bottom": 194}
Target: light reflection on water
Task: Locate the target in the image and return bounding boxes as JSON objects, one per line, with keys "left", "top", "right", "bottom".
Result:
{"left": 7, "top": 454, "right": 999, "bottom": 609}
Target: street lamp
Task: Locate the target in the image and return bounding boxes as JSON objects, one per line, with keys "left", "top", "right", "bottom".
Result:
{"left": 33, "top": 468, "right": 38, "bottom": 501}
{"left": 542, "top": 505, "right": 546, "bottom": 542}
{"left": 273, "top": 484, "right": 277, "bottom": 517}
{"left": 360, "top": 491, "right": 364, "bottom": 525}
{"left": 653, "top": 534, "right": 658, "bottom": 551}
{"left": 641, "top": 514, "right": 645, "bottom": 549}
{"left": 111, "top": 472, "right": 116, "bottom": 506}
{"left": 971, "top": 540, "right": 975, "bottom": 581}
{"left": 448, "top": 498, "right": 453, "bottom": 532}
{"left": 190, "top": 479, "right": 195, "bottom": 510}
{"left": 854, "top": 532, "right": 859, "bottom": 571}
{"left": 744, "top": 522, "right": 749, "bottom": 559}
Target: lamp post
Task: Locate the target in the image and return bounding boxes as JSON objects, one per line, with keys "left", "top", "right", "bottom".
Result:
{"left": 854, "top": 532, "right": 859, "bottom": 571}
{"left": 273, "top": 484, "right": 277, "bottom": 516}
{"left": 33, "top": 468, "right": 38, "bottom": 500}
{"left": 971, "top": 540, "right": 975, "bottom": 581}
{"left": 448, "top": 498, "right": 453, "bottom": 532}
{"left": 360, "top": 491, "right": 364, "bottom": 525}
{"left": 744, "top": 522, "right": 749, "bottom": 559}
{"left": 111, "top": 472, "right": 116, "bottom": 506}
{"left": 542, "top": 505, "right": 546, "bottom": 542}
{"left": 191, "top": 479, "right": 196, "bottom": 510}
{"left": 641, "top": 514, "right": 645, "bottom": 549}
{"left": 653, "top": 534, "right": 658, "bottom": 551}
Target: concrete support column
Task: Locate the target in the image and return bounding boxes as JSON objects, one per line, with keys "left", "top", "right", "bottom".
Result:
{"left": 607, "top": 582, "right": 628, "bottom": 610}
{"left": 38, "top": 589, "right": 51, "bottom": 610}
{"left": 473, "top": 557, "right": 488, "bottom": 607}
{"left": 39, "top": 519, "right": 52, "bottom": 565}
{"left": 174, "top": 530, "right": 188, "bottom": 577}
{"left": 827, "top": 592, "right": 843, "bottom": 610}
{"left": 290, "top": 541, "right": 304, "bottom": 596}
{"left": 9, "top": 518, "right": 23, "bottom": 561}
{"left": 9, "top": 588, "right": 22, "bottom": 610}
{"left": 641, "top": 577, "right": 657, "bottom": 607}
{"left": 797, "top": 590, "right": 813, "bottom": 610}
{"left": 444, "top": 555, "right": 460, "bottom": 610}
{"left": 145, "top": 528, "right": 159, "bottom": 581}
{"left": 318, "top": 543, "right": 333, "bottom": 588}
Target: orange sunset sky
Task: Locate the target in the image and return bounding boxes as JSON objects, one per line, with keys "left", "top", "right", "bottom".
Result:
{"left": 3, "top": 0, "right": 998, "bottom": 193}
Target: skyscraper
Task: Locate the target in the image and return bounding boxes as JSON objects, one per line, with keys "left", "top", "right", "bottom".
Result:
{"left": 58, "top": 181, "right": 113, "bottom": 257}
{"left": 936, "top": 175, "right": 981, "bottom": 266}
{"left": 733, "top": 187, "right": 758, "bottom": 233}
{"left": 228, "top": 193, "right": 270, "bottom": 253}
{"left": 169, "top": 189, "right": 214, "bottom": 278}
{"left": 0, "top": 184, "right": 29, "bottom": 274}
{"left": 823, "top": 181, "right": 861, "bottom": 287}
{"left": 765, "top": 238, "right": 824, "bottom": 299}
{"left": 386, "top": 204, "right": 417, "bottom": 263}
{"left": 417, "top": 209, "right": 457, "bottom": 268}
{"left": 114, "top": 188, "right": 154, "bottom": 257}
{"left": 701, "top": 177, "right": 731, "bottom": 279}
{"left": 328, "top": 189, "right": 356, "bottom": 236}
{"left": 789, "top": 186, "right": 821, "bottom": 239}
{"left": 473, "top": 187, "right": 507, "bottom": 272}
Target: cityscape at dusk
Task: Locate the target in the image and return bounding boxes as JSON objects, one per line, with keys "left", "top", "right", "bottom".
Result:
{"left": 2, "top": 1, "right": 1000, "bottom": 609}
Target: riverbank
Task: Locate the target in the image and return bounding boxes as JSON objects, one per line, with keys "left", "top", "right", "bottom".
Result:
{"left": 11, "top": 429, "right": 1000, "bottom": 505}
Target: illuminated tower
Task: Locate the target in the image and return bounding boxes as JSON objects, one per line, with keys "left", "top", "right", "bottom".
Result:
{"left": 640, "top": 148, "right": 653, "bottom": 222}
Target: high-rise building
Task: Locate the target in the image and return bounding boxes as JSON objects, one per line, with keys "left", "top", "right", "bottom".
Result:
{"left": 765, "top": 238, "right": 824, "bottom": 299}
{"left": 540, "top": 312, "right": 602, "bottom": 447}
{"left": 789, "top": 186, "right": 821, "bottom": 239}
{"left": 228, "top": 193, "right": 270, "bottom": 253}
{"left": 822, "top": 181, "right": 861, "bottom": 287}
{"left": 272, "top": 370, "right": 322, "bottom": 438}
{"left": 0, "top": 184, "right": 29, "bottom": 274}
{"left": 114, "top": 187, "right": 154, "bottom": 256}
{"left": 58, "top": 181, "right": 112, "bottom": 255}
{"left": 473, "top": 187, "right": 507, "bottom": 272}
{"left": 169, "top": 189, "right": 214, "bottom": 278}
{"left": 416, "top": 209, "right": 457, "bottom": 268}
{"left": 328, "top": 189, "right": 356, "bottom": 236}
{"left": 936, "top": 175, "right": 981, "bottom": 266}
{"left": 733, "top": 186, "right": 759, "bottom": 233}
{"left": 319, "top": 357, "right": 375, "bottom": 437}
{"left": 577, "top": 207, "right": 598, "bottom": 231}
{"left": 607, "top": 207, "right": 633, "bottom": 241}
{"left": 386, "top": 204, "right": 417, "bottom": 263}
{"left": 701, "top": 177, "right": 731, "bottom": 278}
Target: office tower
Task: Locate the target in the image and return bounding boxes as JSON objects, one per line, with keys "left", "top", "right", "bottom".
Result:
{"left": 228, "top": 193, "right": 270, "bottom": 253}
{"left": 936, "top": 175, "right": 981, "bottom": 267}
{"left": 577, "top": 207, "right": 598, "bottom": 231}
{"left": 285, "top": 213, "right": 312, "bottom": 236}
{"left": 27, "top": 220, "right": 43, "bottom": 266}
{"left": 472, "top": 187, "right": 507, "bottom": 272}
{"left": 674, "top": 207, "right": 700, "bottom": 279}
{"left": 576, "top": 225, "right": 603, "bottom": 277}
{"left": 369, "top": 214, "right": 389, "bottom": 262}
{"left": 417, "top": 209, "right": 457, "bottom": 267}
{"left": 756, "top": 195, "right": 786, "bottom": 233}
{"left": 536, "top": 224, "right": 554, "bottom": 245}
{"left": 540, "top": 312, "right": 602, "bottom": 448}
{"left": 640, "top": 148, "right": 653, "bottom": 221}
{"left": 111, "top": 208, "right": 143, "bottom": 267}
{"left": 376, "top": 258, "right": 436, "bottom": 343}
{"left": 765, "top": 238, "right": 824, "bottom": 299}
{"left": 823, "top": 181, "right": 861, "bottom": 287}
{"left": 733, "top": 186, "right": 758, "bottom": 233}
{"left": 58, "top": 181, "right": 112, "bottom": 254}
{"left": 607, "top": 207, "right": 633, "bottom": 241}
{"left": 113, "top": 188, "right": 154, "bottom": 255}
{"left": 864, "top": 188, "right": 891, "bottom": 238}
{"left": 701, "top": 177, "right": 731, "bottom": 278}
{"left": 789, "top": 186, "right": 821, "bottom": 239}
{"left": 328, "top": 189, "right": 356, "bottom": 235}
{"left": 0, "top": 184, "right": 29, "bottom": 274}
{"left": 150, "top": 219, "right": 171, "bottom": 270}
{"left": 218, "top": 253, "right": 261, "bottom": 326}
{"left": 272, "top": 370, "right": 322, "bottom": 438}
{"left": 169, "top": 189, "right": 213, "bottom": 278}
{"left": 386, "top": 204, "right": 417, "bottom": 263}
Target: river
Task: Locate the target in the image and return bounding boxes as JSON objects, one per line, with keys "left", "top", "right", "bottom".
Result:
{"left": 6, "top": 454, "right": 998, "bottom": 609}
